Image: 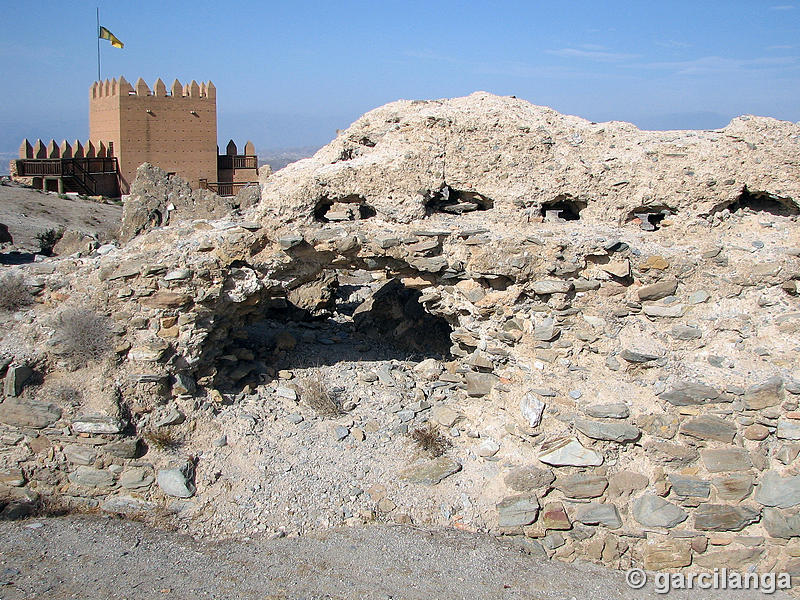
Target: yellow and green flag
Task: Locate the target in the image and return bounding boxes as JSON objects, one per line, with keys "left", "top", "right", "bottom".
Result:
{"left": 99, "top": 26, "right": 123, "bottom": 49}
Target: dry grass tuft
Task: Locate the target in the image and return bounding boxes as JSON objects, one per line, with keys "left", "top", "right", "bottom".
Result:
{"left": 32, "top": 494, "right": 177, "bottom": 531}
{"left": 144, "top": 429, "right": 184, "bottom": 452}
{"left": 0, "top": 273, "right": 33, "bottom": 312}
{"left": 410, "top": 423, "right": 451, "bottom": 458}
{"left": 45, "top": 384, "right": 82, "bottom": 407}
{"left": 298, "top": 370, "right": 341, "bottom": 416}
{"left": 34, "top": 494, "right": 83, "bottom": 518}
{"left": 52, "top": 308, "right": 111, "bottom": 364}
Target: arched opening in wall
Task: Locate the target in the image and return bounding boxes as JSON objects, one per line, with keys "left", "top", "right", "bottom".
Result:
{"left": 709, "top": 187, "right": 799, "bottom": 217}
{"left": 350, "top": 278, "right": 453, "bottom": 356}
{"left": 313, "top": 195, "right": 377, "bottom": 222}
{"left": 624, "top": 205, "right": 675, "bottom": 231}
{"left": 539, "top": 195, "right": 587, "bottom": 221}
{"left": 201, "top": 270, "right": 453, "bottom": 391}
{"left": 424, "top": 184, "right": 493, "bottom": 216}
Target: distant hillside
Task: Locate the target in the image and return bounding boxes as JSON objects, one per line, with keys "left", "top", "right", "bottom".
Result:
{"left": 0, "top": 180, "right": 121, "bottom": 252}
{"left": 258, "top": 146, "right": 319, "bottom": 172}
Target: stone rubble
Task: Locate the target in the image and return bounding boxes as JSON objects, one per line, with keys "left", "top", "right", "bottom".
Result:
{"left": 0, "top": 92, "right": 798, "bottom": 580}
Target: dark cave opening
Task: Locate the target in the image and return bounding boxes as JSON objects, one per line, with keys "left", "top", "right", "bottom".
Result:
{"left": 206, "top": 272, "right": 453, "bottom": 391}
{"left": 424, "top": 184, "right": 493, "bottom": 215}
{"left": 350, "top": 278, "right": 453, "bottom": 357}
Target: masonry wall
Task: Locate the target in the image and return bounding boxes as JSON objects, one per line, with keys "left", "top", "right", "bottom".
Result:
{"left": 89, "top": 77, "right": 217, "bottom": 193}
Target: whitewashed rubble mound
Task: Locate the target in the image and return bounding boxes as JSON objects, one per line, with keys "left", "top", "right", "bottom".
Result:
{"left": 257, "top": 91, "right": 800, "bottom": 225}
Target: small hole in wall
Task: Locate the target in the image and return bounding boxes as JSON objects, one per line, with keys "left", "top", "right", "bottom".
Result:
{"left": 424, "top": 184, "right": 493, "bottom": 216}
{"left": 333, "top": 137, "right": 377, "bottom": 163}
{"left": 625, "top": 205, "right": 675, "bottom": 231}
{"left": 709, "top": 187, "right": 798, "bottom": 217}
{"left": 148, "top": 209, "right": 162, "bottom": 227}
{"left": 313, "top": 195, "right": 377, "bottom": 223}
{"left": 539, "top": 195, "right": 586, "bottom": 221}
{"left": 358, "top": 204, "right": 377, "bottom": 219}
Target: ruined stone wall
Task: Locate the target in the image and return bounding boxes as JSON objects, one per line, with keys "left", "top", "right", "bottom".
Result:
{"left": 1, "top": 93, "right": 800, "bottom": 581}
{"left": 257, "top": 92, "right": 800, "bottom": 227}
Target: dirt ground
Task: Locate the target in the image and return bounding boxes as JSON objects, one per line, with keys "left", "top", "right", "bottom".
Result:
{"left": 0, "top": 515, "right": 791, "bottom": 600}
{"left": 0, "top": 179, "right": 121, "bottom": 254}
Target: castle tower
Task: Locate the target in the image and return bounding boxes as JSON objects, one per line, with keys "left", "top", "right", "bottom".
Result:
{"left": 88, "top": 76, "right": 217, "bottom": 193}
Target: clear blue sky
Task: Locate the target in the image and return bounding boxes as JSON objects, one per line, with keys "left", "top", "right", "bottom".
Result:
{"left": 1, "top": 0, "right": 798, "bottom": 156}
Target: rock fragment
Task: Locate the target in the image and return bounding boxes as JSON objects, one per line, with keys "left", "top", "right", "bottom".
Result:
{"left": 497, "top": 495, "right": 540, "bottom": 527}
{"left": 538, "top": 437, "right": 603, "bottom": 467}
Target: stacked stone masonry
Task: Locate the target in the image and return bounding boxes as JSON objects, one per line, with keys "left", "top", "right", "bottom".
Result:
{"left": 1, "top": 93, "right": 799, "bottom": 581}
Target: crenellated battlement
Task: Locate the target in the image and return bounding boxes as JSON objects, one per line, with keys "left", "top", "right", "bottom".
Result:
{"left": 12, "top": 76, "right": 243, "bottom": 196}
{"left": 89, "top": 75, "right": 218, "bottom": 192}
{"left": 90, "top": 76, "right": 215, "bottom": 99}
{"left": 12, "top": 137, "right": 120, "bottom": 196}
{"left": 222, "top": 140, "right": 257, "bottom": 156}
{"left": 19, "top": 138, "right": 113, "bottom": 159}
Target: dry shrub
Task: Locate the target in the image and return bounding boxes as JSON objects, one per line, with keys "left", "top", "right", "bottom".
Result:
{"left": 298, "top": 370, "right": 341, "bottom": 416}
{"left": 33, "top": 494, "right": 81, "bottom": 519}
{"left": 35, "top": 492, "right": 175, "bottom": 530}
{"left": 0, "top": 273, "right": 33, "bottom": 312}
{"left": 36, "top": 227, "right": 63, "bottom": 256}
{"left": 53, "top": 308, "right": 110, "bottom": 363}
{"left": 144, "top": 429, "right": 184, "bottom": 452}
{"left": 410, "top": 423, "right": 451, "bottom": 457}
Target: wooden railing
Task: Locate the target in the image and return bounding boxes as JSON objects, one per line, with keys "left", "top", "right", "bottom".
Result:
{"left": 62, "top": 160, "right": 97, "bottom": 195}
{"left": 217, "top": 155, "right": 258, "bottom": 170}
{"left": 16, "top": 158, "right": 118, "bottom": 177}
{"left": 15, "top": 158, "right": 119, "bottom": 195}
{"left": 16, "top": 159, "right": 62, "bottom": 175}
{"left": 199, "top": 180, "right": 258, "bottom": 197}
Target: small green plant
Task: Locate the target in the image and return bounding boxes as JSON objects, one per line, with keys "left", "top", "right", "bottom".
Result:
{"left": 298, "top": 370, "right": 341, "bottom": 416}
{"left": 52, "top": 308, "right": 110, "bottom": 364}
{"left": 36, "top": 227, "right": 64, "bottom": 256}
{"left": 410, "top": 423, "right": 451, "bottom": 458}
{"left": 144, "top": 429, "right": 184, "bottom": 452}
{"left": 0, "top": 273, "right": 33, "bottom": 312}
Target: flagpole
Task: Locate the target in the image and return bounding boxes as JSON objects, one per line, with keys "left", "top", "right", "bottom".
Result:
{"left": 96, "top": 7, "right": 101, "bottom": 81}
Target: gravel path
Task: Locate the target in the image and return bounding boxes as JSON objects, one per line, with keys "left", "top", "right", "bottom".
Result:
{"left": 0, "top": 516, "right": 790, "bottom": 599}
